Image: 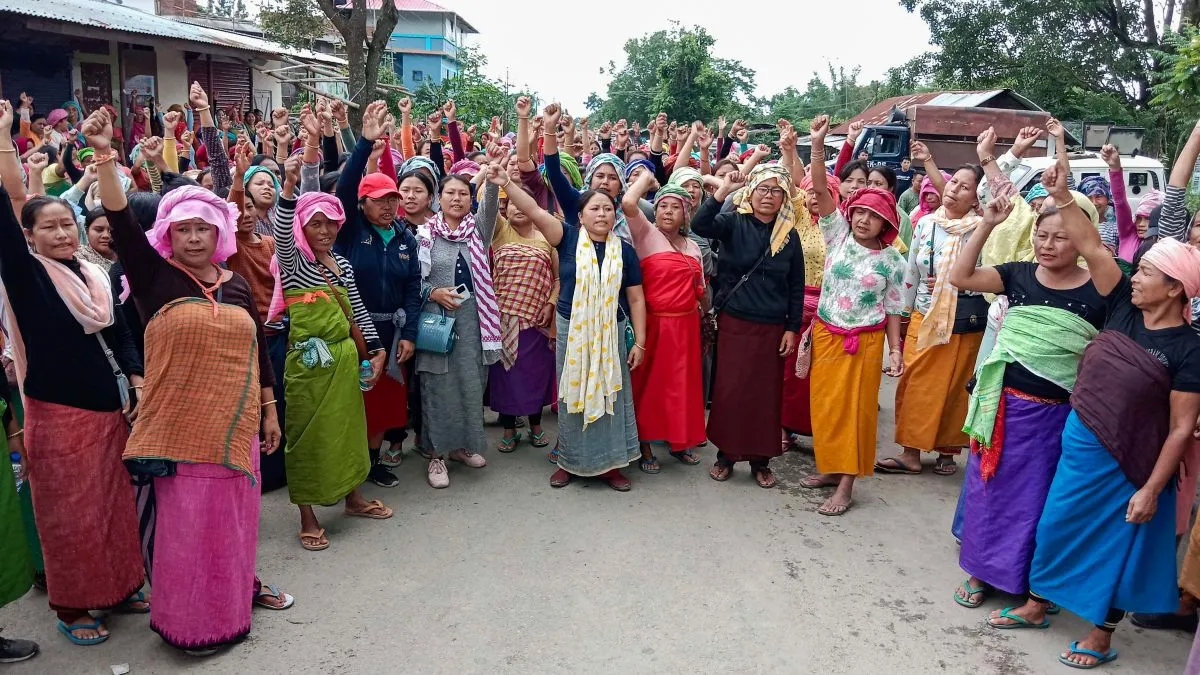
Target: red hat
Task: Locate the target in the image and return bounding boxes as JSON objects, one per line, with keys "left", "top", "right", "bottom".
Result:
{"left": 358, "top": 172, "right": 400, "bottom": 200}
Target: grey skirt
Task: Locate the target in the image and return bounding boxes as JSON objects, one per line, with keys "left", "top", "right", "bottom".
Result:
{"left": 554, "top": 313, "right": 640, "bottom": 477}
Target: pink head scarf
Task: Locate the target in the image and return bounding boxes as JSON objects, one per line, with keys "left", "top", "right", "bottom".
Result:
{"left": 450, "top": 159, "right": 481, "bottom": 176}
{"left": 1135, "top": 189, "right": 1165, "bottom": 220}
{"left": 912, "top": 172, "right": 952, "bottom": 224}
{"left": 150, "top": 185, "right": 239, "bottom": 263}
{"left": 1140, "top": 238, "right": 1200, "bottom": 323}
{"left": 267, "top": 193, "right": 346, "bottom": 322}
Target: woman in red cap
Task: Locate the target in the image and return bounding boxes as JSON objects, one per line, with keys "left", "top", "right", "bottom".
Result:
{"left": 802, "top": 115, "right": 907, "bottom": 516}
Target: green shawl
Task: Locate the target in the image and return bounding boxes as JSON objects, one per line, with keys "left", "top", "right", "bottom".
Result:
{"left": 963, "top": 304, "right": 1098, "bottom": 447}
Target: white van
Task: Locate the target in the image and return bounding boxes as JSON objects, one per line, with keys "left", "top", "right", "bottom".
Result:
{"left": 1008, "top": 153, "right": 1166, "bottom": 214}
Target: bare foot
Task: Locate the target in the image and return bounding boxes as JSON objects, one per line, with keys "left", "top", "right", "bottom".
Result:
{"left": 988, "top": 600, "right": 1047, "bottom": 627}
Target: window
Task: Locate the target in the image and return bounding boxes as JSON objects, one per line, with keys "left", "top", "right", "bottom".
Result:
{"left": 412, "top": 70, "right": 424, "bottom": 82}
{"left": 1126, "top": 171, "right": 1155, "bottom": 195}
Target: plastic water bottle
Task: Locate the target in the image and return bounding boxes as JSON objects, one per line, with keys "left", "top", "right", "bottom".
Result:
{"left": 10, "top": 451, "right": 21, "bottom": 492}
{"left": 358, "top": 360, "right": 374, "bottom": 392}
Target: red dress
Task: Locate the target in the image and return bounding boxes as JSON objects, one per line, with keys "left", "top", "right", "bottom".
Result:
{"left": 781, "top": 287, "right": 821, "bottom": 435}
{"left": 631, "top": 251, "right": 707, "bottom": 450}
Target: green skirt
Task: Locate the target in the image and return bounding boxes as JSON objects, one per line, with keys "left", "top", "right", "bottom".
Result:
{"left": 0, "top": 400, "right": 33, "bottom": 607}
{"left": 282, "top": 286, "right": 370, "bottom": 505}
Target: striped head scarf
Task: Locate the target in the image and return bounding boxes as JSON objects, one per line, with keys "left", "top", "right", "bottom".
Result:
{"left": 1024, "top": 183, "right": 1049, "bottom": 204}
{"left": 653, "top": 183, "right": 693, "bottom": 234}
{"left": 732, "top": 164, "right": 809, "bottom": 256}
{"left": 401, "top": 156, "right": 442, "bottom": 212}
{"left": 584, "top": 153, "right": 630, "bottom": 242}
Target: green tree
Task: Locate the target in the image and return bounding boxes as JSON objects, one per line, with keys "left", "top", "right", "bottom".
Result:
{"left": 410, "top": 45, "right": 537, "bottom": 131}
{"left": 586, "top": 25, "right": 756, "bottom": 123}
{"left": 260, "top": 0, "right": 399, "bottom": 128}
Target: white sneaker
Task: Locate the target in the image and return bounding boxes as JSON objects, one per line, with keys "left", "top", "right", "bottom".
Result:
{"left": 427, "top": 458, "right": 449, "bottom": 489}
{"left": 448, "top": 449, "right": 487, "bottom": 468}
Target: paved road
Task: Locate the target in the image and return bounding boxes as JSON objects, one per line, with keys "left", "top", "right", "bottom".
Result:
{"left": 2, "top": 378, "right": 1192, "bottom": 674}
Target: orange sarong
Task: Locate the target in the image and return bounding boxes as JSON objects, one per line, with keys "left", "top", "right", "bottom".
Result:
{"left": 124, "top": 297, "right": 261, "bottom": 479}
{"left": 810, "top": 320, "right": 884, "bottom": 477}
{"left": 894, "top": 310, "right": 983, "bottom": 452}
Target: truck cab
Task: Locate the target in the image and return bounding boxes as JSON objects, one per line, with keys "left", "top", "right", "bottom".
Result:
{"left": 1007, "top": 154, "right": 1165, "bottom": 215}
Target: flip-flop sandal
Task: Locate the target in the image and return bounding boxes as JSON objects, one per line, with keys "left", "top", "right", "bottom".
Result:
{"left": 799, "top": 476, "right": 839, "bottom": 490}
{"left": 874, "top": 457, "right": 922, "bottom": 474}
{"left": 639, "top": 456, "right": 661, "bottom": 474}
{"left": 987, "top": 606, "right": 1050, "bottom": 629}
{"left": 669, "top": 449, "right": 701, "bottom": 465}
{"left": 933, "top": 455, "right": 958, "bottom": 476}
{"left": 184, "top": 647, "right": 220, "bottom": 657}
{"left": 498, "top": 433, "right": 521, "bottom": 453}
{"left": 1058, "top": 641, "right": 1118, "bottom": 669}
{"left": 817, "top": 500, "right": 852, "bottom": 516}
{"left": 754, "top": 468, "right": 777, "bottom": 488}
{"left": 254, "top": 584, "right": 295, "bottom": 610}
{"left": 529, "top": 430, "right": 550, "bottom": 448}
{"left": 379, "top": 446, "right": 404, "bottom": 468}
{"left": 299, "top": 528, "right": 329, "bottom": 551}
{"left": 57, "top": 617, "right": 109, "bottom": 646}
{"left": 547, "top": 444, "right": 560, "bottom": 464}
{"left": 953, "top": 579, "right": 988, "bottom": 608}
{"left": 345, "top": 499, "right": 393, "bottom": 519}
{"left": 709, "top": 462, "right": 732, "bottom": 482}
{"left": 112, "top": 589, "right": 151, "bottom": 614}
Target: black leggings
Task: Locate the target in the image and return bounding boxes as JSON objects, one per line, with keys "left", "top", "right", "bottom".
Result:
{"left": 499, "top": 413, "right": 541, "bottom": 429}
{"left": 1031, "top": 592, "right": 1124, "bottom": 630}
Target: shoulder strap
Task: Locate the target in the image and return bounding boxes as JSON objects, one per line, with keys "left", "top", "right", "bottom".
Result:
{"left": 316, "top": 263, "right": 354, "bottom": 321}
{"left": 712, "top": 241, "right": 772, "bottom": 315}
{"left": 94, "top": 331, "right": 125, "bottom": 378}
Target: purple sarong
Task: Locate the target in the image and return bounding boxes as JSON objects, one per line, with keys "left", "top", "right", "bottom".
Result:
{"left": 959, "top": 390, "right": 1071, "bottom": 594}
{"left": 488, "top": 326, "right": 555, "bottom": 416}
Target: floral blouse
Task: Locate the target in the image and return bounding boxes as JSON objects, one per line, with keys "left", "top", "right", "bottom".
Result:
{"left": 900, "top": 214, "right": 983, "bottom": 317}
{"left": 816, "top": 212, "right": 906, "bottom": 329}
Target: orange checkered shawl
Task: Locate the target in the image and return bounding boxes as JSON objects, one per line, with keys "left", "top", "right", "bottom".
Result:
{"left": 123, "top": 297, "right": 261, "bottom": 480}
{"left": 492, "top": 242, "right": 553, "bottom": 369}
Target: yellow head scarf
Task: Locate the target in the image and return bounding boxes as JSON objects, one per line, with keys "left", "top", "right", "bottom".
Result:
{"left": 732, "top": 164, "right": 811, "bottom": 256}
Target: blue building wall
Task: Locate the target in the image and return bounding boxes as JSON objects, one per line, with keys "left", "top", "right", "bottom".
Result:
{"left": 388, "top": 31, "right": 463, "bottom": 91}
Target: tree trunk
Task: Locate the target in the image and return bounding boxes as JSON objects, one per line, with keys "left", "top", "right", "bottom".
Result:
{"left": 346, "top": 24, "right": 367, "bottom": 130}
{"left": 1185, "top": 0, "right": 1200, "bottom": 25}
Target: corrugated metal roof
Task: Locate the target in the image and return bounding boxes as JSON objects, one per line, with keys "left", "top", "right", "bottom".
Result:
{"left": 0, "top": 0, "right": 344, "bottom": 65}
{"left": 830, "top": 89, "right": 1051, "bottom": 135}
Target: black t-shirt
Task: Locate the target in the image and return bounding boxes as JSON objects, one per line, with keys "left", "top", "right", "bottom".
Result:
{"left": 996, "top": 262, "right": 1107, "bottom": 399}
{"left": 894, "top": 168, "right": 915, "bottom": 198}
{"left": 1104, "top": 276, "right": 1200, "bottom": 392}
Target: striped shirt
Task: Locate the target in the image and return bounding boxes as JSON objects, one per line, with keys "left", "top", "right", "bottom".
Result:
{"left": 1158, "top": 184, "right": 1192, "bottom": 243}
{"left": 273, "top": 196, "right": 382, "bottom": 349}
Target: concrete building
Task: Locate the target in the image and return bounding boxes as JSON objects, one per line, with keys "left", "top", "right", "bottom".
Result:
{"left": 0, "top": 0, "right": 343, "bottom": 140}
{"left": 367, "top": 0, "right": 477, "bottom": 91}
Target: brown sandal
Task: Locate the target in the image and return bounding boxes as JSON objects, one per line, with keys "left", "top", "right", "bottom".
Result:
{"left": 709, "top": 462, "right": 732, "bottom": 482}
{"left": 754, "top": 468, "right": 777, "bottom": 489}
{"left": 344, "top": 499, "right": 393, "bottom": 520}
{"left": 299, "top": 528, "right": 329, "bottom": 551}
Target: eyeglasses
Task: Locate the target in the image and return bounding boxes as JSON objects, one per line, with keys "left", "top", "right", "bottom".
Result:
{"left": 754, "top": 186, "right": 786, "bottom": 198}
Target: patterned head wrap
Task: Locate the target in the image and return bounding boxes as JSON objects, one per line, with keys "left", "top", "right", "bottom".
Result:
{"left": 584, "top": 153, "right": 627, "bottom": 194}
{"left": 1024, "top": 183, "right": 1049, "bottom": 204}
{"left": 150, "top": 185, "right": 239, "bottom": 263}
{"left": 400, "top": 156, "right": 442, "bottom": 212}
{"left": 450, "top": 159, "right": 481, "bottom": 176}
{"left": 732, "top": 164, "right": 809, "bottom": 256}
{"left": 799, "top": 172, "right": 840, "bottom": 225}
{"left": 1078, "top": 175, "right": 1112, "bottom": 200}
{"left": 624, "top": 158, "right": 655, "bottom": 182}
{"left": 1135, "top": 189, "right": 1165, "bottom": 220}
{"left": 668, "top": 167, "right": 702, "bottom": 188}
{"left": 76, "top": 147, "right": 95, "bottom": 163}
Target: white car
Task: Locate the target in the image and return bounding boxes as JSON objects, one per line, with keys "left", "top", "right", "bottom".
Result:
{"left": 1008, "top": 153, "right": 1165, "bottom": 214}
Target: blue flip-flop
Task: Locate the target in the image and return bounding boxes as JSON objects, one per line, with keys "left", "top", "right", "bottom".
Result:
{"left": 1058, "top": 641, "right": 1118, "bottom": 669}
{"left": 112, "top": 589, "right": 150, "bottom": 614}
{"left": 987, "top": 606, "right": 1050, "bottom": 629}
{"left": 57, "top": 617, "right": 109, "bottom": 646}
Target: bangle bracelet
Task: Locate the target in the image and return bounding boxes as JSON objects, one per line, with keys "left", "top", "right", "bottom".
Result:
{"left": 193, "top": 106, "right": 210, "bottom": 112}
{"left": 634, "top": 343, "right": 646, "bottom": 351}
{"left": 261, "top": 399, "right": 277, "bottom": 407}
{"left": 7, "top": 429, "right": 23, "bottom": 439}
{"left": 0, "top": 147, "right": 15, "bottom": 154}
{"left": 1053, "top": 197, "right": 1075, "bottom": 209}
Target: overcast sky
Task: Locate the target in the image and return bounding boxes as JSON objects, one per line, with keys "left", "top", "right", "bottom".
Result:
{"left": 432, "top": 0, "right": 934, "bottom": 113}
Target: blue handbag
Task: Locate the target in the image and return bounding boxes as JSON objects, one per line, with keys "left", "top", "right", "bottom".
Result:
{"left": 416, "top": 306, "right": 457, "bottom": 354}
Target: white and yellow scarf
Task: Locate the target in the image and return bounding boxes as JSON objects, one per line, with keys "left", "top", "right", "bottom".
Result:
{"left": 560, "top": 229, "right": 624, "bottom": 427}
{"left": 916, "top": 207, "right": 981, "bottom": 351}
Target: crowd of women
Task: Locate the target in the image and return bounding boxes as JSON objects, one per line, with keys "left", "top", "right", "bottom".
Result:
{"left": 1, "top": 82, "right": 1200, "bottom": 672}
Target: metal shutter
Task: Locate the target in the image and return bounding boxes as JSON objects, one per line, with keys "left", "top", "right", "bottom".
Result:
{"left": 186, "top": 57, "right": 251, "bottom": 112}
{"left": 0, "top": 48, "right": 72, "bottom": 116}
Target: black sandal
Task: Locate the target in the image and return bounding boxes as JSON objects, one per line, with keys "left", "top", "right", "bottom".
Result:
{"left": 669, "top": 449, "right": 701, "bottom": 465}
{"left": 639, "top": 455, "right": 661, "bottom": 474}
